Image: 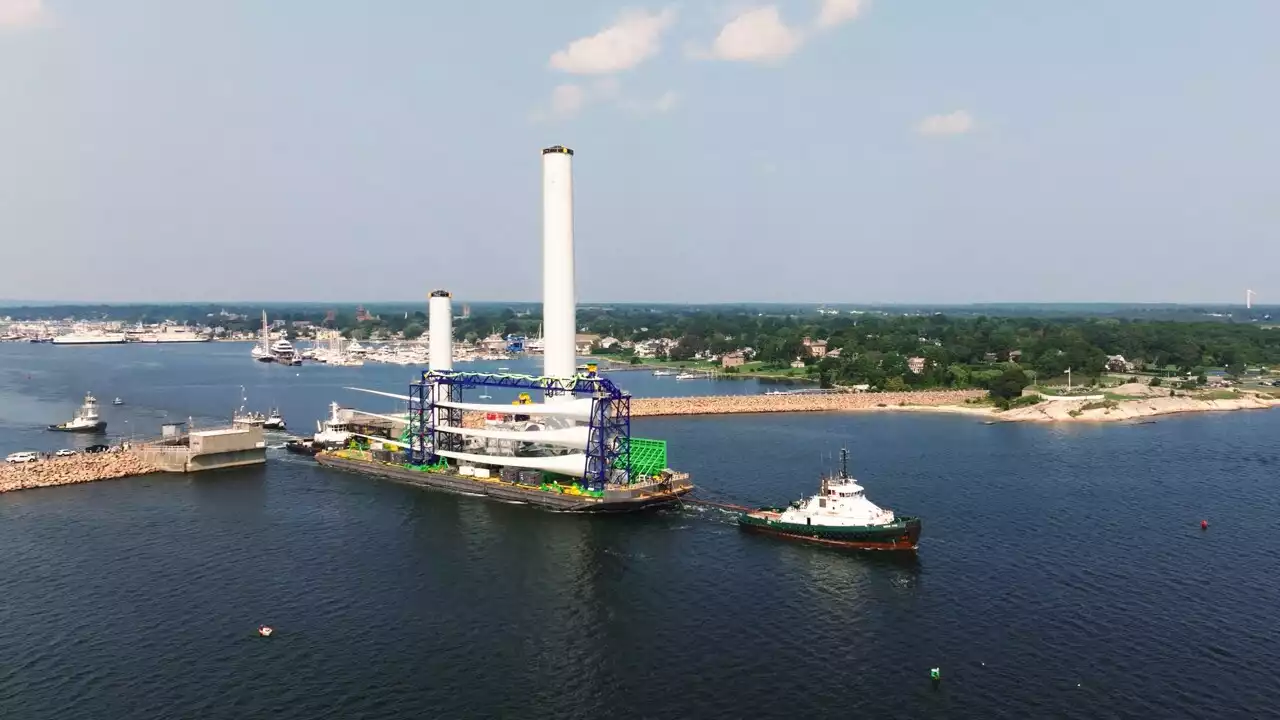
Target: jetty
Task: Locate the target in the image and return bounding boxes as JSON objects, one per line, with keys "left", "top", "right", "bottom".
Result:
{"left": 1, "top": 452, "right": 161, "bottom": 493}
{"left": 629, "top": 390, "right": 986, "bottom": 417}
{"left": 1, "top": 421, "right": 267, "bottom": 495}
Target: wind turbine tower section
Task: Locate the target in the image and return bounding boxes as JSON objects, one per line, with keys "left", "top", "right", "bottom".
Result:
{"left": 542, "top": 145, "right": 577, "bottom": 389}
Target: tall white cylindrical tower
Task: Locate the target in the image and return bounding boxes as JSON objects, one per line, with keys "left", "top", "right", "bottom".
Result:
{"left": 542, "top": 145, "right": 576, "bottom": 384}
{"left": 428, "top": 290, "right": 453, "bottom": 372}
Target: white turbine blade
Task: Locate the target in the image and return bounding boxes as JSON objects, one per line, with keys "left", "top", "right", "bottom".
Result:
{"left": 436, "top": 397, "right": 594, "bottom": 421}
{"left": 345, "top": 386, "right": 409, "bottom": 404}
{"left": 351, "top": 432, "right": 411, "bottom": 448}
{"left": 347, "top": 408, "right": 409, "bottom": 423}
{"left": 434, "top": 449, "right": 587, "bottom": 478}
{"left": 435, "top": 424, "right": 589, "bottom": 450}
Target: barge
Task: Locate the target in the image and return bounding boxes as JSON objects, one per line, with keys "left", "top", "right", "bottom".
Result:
{"left": 316, "top": 450, "right": 692, "bottom": 513}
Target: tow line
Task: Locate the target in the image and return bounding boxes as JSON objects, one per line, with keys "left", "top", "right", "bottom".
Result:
{"left": 682, "top": 497, "right": 752, "bottom": 513}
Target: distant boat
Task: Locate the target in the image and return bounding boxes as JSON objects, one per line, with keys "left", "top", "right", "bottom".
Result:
{"left": 232, "top": 386, "right": 266, "bottom": 427}
{"left": 52, "top": 332, "right": 128, "bottom": 345}
{"left": 112, "top": 397, "right": 124, "bottom": 406}
{"left": 653, "top": 370, "right": 674, "bottom": 377}
{"left": 262, "top": 407, "right": 286, "bottom": 430}
{"left": 674, "top": 372, "right": 698, "bottom": 380}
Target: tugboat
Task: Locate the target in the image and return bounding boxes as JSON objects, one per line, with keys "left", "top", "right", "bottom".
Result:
{"left": 112, "top": 397, "right": 124, "bottom": 406}
{"left": 738, "top": 448, "right": 921, "bottom": 550}
{"left": 284, "top": 437, "right": 320, "bottom": 456}
{"left": 48, "top": 393, "right": 108, "bottom": 433}
{"left": 262, "top": 407, "right": 286, "bottom": 430}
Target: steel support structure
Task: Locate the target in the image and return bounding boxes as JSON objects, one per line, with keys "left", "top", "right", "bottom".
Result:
{"left": 408, "top": 370, "right": 632, "bottom": 491}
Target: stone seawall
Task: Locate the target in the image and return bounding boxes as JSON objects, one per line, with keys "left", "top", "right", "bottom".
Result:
{"left": 630, "top": 390, "right": 987, "bottom": 417}
{"left": 0, "top": 453, "right": 161, "bottom": 494}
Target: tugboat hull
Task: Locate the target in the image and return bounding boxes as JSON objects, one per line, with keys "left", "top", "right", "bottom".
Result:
{"left": 48, "top": 422, "right": 108, "bottom": 434}
{"left": 738, "top": 510, "right": 921, "bottom": 550}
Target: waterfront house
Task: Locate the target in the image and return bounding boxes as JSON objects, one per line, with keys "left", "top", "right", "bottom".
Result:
{"left": 721, "top": 351, "right": 746, "bottom": 368}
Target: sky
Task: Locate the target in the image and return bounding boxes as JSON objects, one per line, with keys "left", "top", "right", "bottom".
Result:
{"left": 1, "top": 0, "right": 1277, "bottom": 305}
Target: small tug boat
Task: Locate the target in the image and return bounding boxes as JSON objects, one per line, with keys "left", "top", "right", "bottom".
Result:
{"left": 738, "top": 448, "right": 921, "bottom": 550}
{"left": 284, "top": 437, "right": 320, "bottom": 456}
{"left": 48, "top": 393, "right": 108, "bottom": 433}
{"left": 262, "top": 407, "right": 286, "bottom": 430}
{"left": 112, "top": 397, "right": 124, "bottom": 406}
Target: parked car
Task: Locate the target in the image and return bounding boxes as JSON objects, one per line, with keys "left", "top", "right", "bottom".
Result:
{"left": 84, "top": 444, "right": 110, "bottom": 454}
{"left": 55, "top": 448, "right": 76, "bottom": 457}
{"left": 5, "top": 451, "right": 39, "bottom": 464}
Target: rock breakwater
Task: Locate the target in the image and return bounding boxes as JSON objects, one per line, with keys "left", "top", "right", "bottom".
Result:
{"left": 630, "top": 390, "right": 988, "bottom": 417}
{"left": 0, "top": 453, "right": 161, "bottom": 494}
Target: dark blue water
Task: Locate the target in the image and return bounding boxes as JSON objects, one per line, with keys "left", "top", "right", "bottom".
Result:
{"left": 2, "top": 343, "right": 1278, "bottom": 718}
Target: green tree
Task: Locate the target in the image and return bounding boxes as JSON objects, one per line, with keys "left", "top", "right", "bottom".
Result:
{"left": 988, "top": 366, "right": 1030, "bottom": 406}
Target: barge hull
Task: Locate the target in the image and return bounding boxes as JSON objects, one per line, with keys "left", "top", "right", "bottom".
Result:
{"left": 315, "top": 453, "right": 692, "bottom": 513}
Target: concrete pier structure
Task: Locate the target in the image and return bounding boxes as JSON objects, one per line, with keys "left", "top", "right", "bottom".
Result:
{"left": 136, "top": 424, "right": 266, "bottom": 473}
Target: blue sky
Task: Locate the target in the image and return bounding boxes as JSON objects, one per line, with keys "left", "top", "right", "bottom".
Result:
{"left": 1, "top": 0, "right": 1277, "bottom": 304}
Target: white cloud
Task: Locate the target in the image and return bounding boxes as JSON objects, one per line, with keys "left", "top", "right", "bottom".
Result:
{"left": 701, "top": 7, "right": 805, "bottom": 63}
{"left": 549, "top": 8, "right": 677, "bottom": 75}
{"left": 548, "top": 84, "right": 588, "bottom": 119}
{"left": 653, "top": 91, "right": 679, "bottom": 113}
{"left": 0, "top": 0, "right": 46, "bottom": 28}
{"left": 916, "top": 110, "right": 975, "bottom": 136}
{"left": 620, "top": 90, "right": 680, "bottom": 115}
{"left": 816, "top": 0, "right": 864, "bottom": 29}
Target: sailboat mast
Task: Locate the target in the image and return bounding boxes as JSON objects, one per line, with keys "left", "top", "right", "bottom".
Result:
{"left": 839, "top": 447, "right": 849, "bottom": 480}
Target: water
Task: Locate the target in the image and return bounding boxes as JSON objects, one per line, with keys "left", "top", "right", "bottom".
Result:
{"left": 2, "top": 343, "right": 1279, "bottom": 718}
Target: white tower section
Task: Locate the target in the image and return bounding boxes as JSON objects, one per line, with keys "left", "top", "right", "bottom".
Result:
{"left": 542, "top": 145, "right": 576, "bottom": 386}
{"left": 427, "top": 290, "right": 454, "bottom": 454}
{"left": 428, "top": 290, "right": 453, "bottom": 372}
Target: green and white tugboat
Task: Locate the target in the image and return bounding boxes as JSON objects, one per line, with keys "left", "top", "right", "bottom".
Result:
{"left": 738, "top": 448, "right": 921, "bottom": 550}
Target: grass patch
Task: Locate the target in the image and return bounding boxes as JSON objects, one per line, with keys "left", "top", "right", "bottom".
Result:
{"left": 1079, "top": 400, "right": 1120, "bottom": 412}
{"left": 1193, "top": 390, "right": 1239, "bottom": 401}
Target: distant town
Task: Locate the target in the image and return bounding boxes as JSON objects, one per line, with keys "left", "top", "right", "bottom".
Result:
{"left": 4, "top": 302, "right": 1280, "bottom": 401}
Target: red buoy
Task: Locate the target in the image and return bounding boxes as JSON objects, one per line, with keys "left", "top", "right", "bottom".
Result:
{"left": 1201, "top": 520, "right": 1208, "bottom": 530}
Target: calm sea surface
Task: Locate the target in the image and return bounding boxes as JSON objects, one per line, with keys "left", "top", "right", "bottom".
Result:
{"left": 1, "top": 342, "right": 1278, "bottom": 718}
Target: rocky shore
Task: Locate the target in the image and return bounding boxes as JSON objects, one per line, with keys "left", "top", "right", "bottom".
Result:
{"left": 997, "top": 389, "right": 1280, "bottom": 423}
{"left": 630, "top": 390, "right": 987, "bottom": 417}
{"left": 0, "top": 453, "right": 161, "bottom": 494}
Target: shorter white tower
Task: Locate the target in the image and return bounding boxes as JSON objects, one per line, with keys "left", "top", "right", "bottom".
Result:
{"left": 428, "top": 290, "right": 453, "bottom": 372}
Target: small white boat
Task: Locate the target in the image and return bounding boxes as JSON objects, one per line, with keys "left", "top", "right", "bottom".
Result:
{"left": 652, "top": 370, "right": 674, "bottom": 376}
{"left": 258, "top": 625, "right": 273, "bottom": 637}
{"left": 262, "top": 407, "right": 286, "bottom": 430}
{"left": 674, "top": 372, "right": 698, "bottom": 380}
{"left": 112, "top": 397, "right": 124, "bottom": 406}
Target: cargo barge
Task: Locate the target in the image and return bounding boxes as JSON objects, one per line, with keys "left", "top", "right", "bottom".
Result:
{"left": 316, "top": 450, "right": 692, "bottom": 513}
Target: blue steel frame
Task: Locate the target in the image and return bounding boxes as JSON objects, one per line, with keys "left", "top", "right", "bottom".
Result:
{"left": 407, "top": 370, "right": 632, "bottom": 491}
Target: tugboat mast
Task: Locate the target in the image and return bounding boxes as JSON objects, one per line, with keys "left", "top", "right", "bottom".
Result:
{"left": 839, "top": 447, "right": 850, "bottom": 480}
